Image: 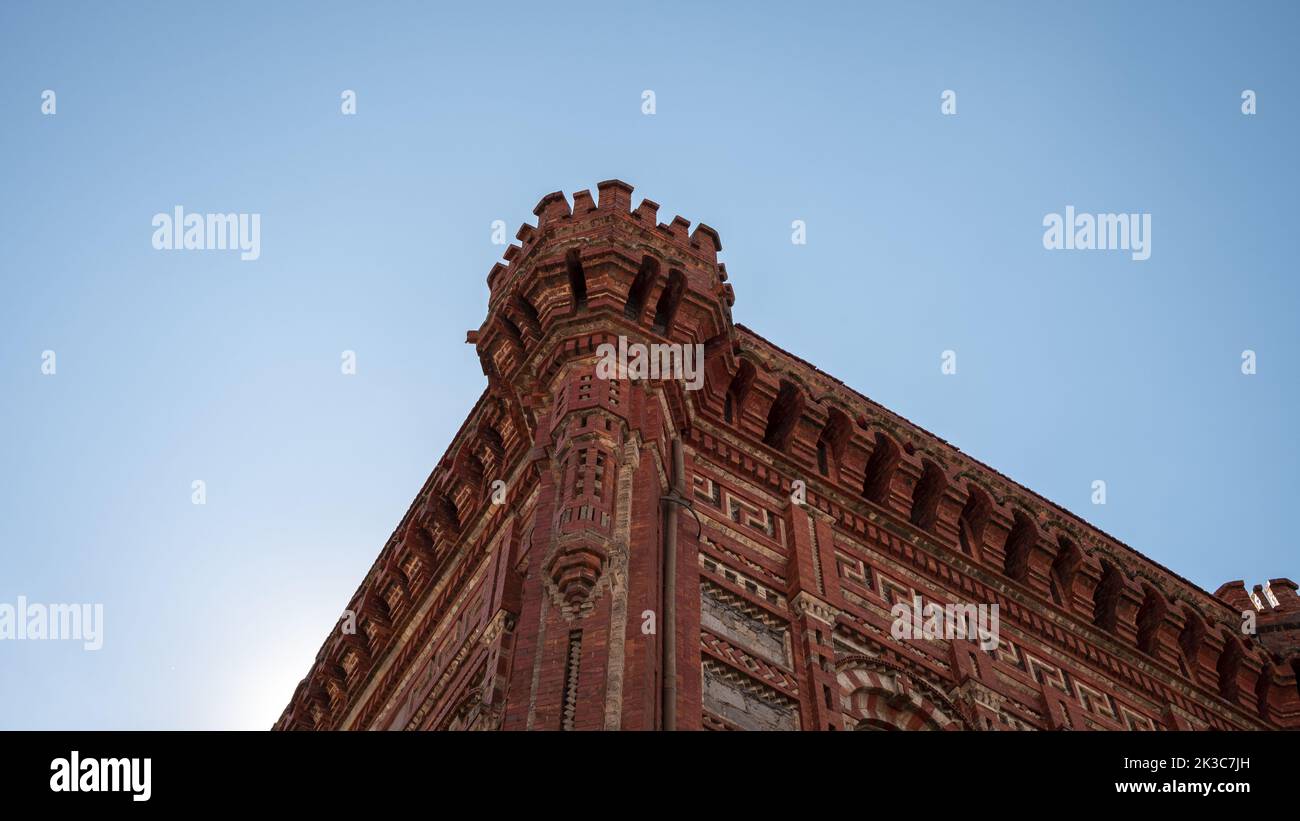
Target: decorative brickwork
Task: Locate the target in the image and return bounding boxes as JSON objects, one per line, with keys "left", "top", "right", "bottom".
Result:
{"left": 277, "top": 182, "right": 1299, "bottom": 731}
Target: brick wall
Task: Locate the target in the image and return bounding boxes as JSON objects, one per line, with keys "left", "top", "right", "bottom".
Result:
{"left": 276, "top": 183, "right": 1299, "bottom": 732}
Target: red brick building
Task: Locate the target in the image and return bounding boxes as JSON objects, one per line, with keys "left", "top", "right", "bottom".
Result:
{"left": 276, "top": 182, "right": 1299, "bottom": 731}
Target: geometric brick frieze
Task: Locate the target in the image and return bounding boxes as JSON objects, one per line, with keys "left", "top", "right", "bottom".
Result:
{"left": 701, "top": 659, "right": 800, "bottom": 731}
{"left": 701, "top": 580, "right": 791, "bottom": 667}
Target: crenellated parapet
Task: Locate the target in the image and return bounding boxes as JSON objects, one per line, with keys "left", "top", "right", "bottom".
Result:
{"left": 471, "top": 181, "right": 736, "bottom": 407}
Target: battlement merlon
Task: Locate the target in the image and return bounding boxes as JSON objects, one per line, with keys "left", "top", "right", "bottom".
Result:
{"left": 483, "top": 181, "right": 727, "bottom": 309}
{"left": 469, "top": 182, "right": 738, "bottom": 400}
{"left": 1216, "top": 578, "right": 1300, "bottom": 613}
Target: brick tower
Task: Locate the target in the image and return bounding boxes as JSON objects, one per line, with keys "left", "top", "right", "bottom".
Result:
{"left": 276, "top": 182, "right": 1299, "bottom": 731}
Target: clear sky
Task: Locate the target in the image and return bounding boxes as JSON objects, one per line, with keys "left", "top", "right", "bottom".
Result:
{"left": 0, "top": 1, "right": 1295, "bottom": 729}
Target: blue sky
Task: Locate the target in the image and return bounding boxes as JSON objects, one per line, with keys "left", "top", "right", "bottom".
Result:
{"left": 0, "top": 1, "right": 1295, "bottom": 729}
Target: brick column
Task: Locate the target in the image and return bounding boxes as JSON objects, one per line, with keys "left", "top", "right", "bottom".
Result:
{"left": 672, "top": 442, "right": 704, "bottom": 730}
{"left": 786, "top": 503, "right": 844, "bottom": 731}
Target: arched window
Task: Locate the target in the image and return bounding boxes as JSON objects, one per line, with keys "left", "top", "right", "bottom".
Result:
{"left": 1217, "top": 634, "right": 1242, "bottom": 702}
{"left": 909, "top": 460, "right": 946, "bottom": 532}
{"left": 624, "top": 256, "right": 658, "bottom": 321}
{"left": 725, "top": 361, "right": 756, "bottom": 426}
{"left": 433, "top": 492, "right": 461, "bottom": 536}
{"left": 651, "top": 269, "right": 685, "bottom": 334}
{"left": 762, "top": 380, "right": 803, "bottom": 451}
{"left": 1003, "top": 511, "right": 1036, "bottom": 583}
{"left": 1050, "top": 536, "right": 1081, "bottom": 607}
{"left": 1255, "top": 658, "right": 1272, "bottom": 719}
{"left": 862, "top": 433, "right": 900, "bottom": 505}
{"left": 1135, "top": 586, "right": 1166, "bottom": 657}
{"left": 957, "top": 486, "right": 991, "bottom": 558}
{"left": 838, "top": 665, "right": 967, "bottom": 730}
{"left": 565, "top": 248, "right": 587, "bottom": 310}
{"left": 816, "top": 408, "right": 851, "bottom": 478}
{"left": 1179, "top": 611, "right": 1206, "bottom": 676}
{"left": 1092, "top": 561, "right": 1122, "bottom": 631}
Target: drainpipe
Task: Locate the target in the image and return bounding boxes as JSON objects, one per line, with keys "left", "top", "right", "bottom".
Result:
{"left": 660, "top": 436, "right": 685, "bottom": 731}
